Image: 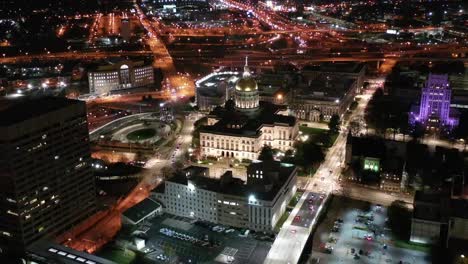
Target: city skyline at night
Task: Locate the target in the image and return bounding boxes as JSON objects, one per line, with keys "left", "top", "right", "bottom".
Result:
{"left": 0, "top": 0, "right": 467, "bottom": 263}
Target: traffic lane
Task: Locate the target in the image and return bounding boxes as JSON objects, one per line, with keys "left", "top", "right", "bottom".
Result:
{"left": 291, "top": 192, "right": 324, "bottom": 228}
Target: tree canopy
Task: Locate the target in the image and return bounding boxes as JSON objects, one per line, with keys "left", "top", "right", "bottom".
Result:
{"left": 258, "top": 145, "right": 275, "bottom": 161}
{"left": 387, "top": 200, "right": 412, "bottom": 240}
{"left": 293, "top": 141, "right": 325, "bottom": 170}
{"left": 328, "top": 114, "right": 341, "bottom": 134}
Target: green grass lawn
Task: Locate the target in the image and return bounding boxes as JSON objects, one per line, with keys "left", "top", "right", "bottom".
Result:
{"left": 196, "top": 159, "right": 212, "bottom": 165}
{"left": 288, "top": 191, "right": 304, "bottom": 208}
{"left": 352, "top": 225, "right": 369, "bottom": 231}
{"left": 126, "top": 128, "right": 156, "bottom": 141}
{"left": 98, "top": 247, "right": 136, "bottom": 264}
{"left": 274, "top": 209, "right": 292, "bottom": 233}
{"left": 299, "top": 126, "right": 327, "bottom": 135}
{"left": 298, "top": 168, "right": 317, "bottom": 177}
{"left": 299, "top": 126, "right": 338, "bottom": 148}
{"left": 394, "top": 240, "right": 431, "bottom": 253}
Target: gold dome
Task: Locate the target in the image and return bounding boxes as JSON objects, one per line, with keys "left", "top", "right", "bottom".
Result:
{"left": 235, "top": 77, "right": 258, "bottom": 92}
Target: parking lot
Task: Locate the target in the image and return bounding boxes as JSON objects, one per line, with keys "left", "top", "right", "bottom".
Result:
{"left": 311, "top": 196, "right": 431, "bottom": 264}
{"left": 139, "top": 214, "right": 271, "bottom": 263}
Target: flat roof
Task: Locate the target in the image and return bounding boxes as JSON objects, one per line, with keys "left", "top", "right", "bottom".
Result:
{"left": 303, "top": 62, "right": 365, "bottom": 74}
{"left": 168, "top": 161, "right": 296, "bottom": 201}
{"left": 450, "top": 198, "right": 468, "bottom": 219}
{"left": 200, "top": 101, "right": 296, "bottom": 137}
{"left": 296, "top": 75, "right": 356, "bottom": 100}
{"left": 0, "top": 96, "right": 83, "bottom": 127}
{"left": 27, "top": 240, "right": 117, "bottom": 264}
{"left": 196, "top": 72, "right": 240, "bottom": 97}
{"left": 122, "top": 198, "right": 161, "bottom": 224}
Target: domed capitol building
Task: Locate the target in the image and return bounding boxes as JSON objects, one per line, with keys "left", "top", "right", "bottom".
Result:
{"left": 234, "top": 59, "right": 260, "bottom": 113}
{"left": 199, "top": 59, "right": 299, "bottom": 160}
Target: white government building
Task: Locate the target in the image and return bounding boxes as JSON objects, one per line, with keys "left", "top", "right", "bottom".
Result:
{"left": 199, "top": 59, "right": 299, "bottom": 160}
{"left": 88, "top": 60, "right": 154, "bottom": 95}
{"left": 152, "top": 161, "right": 297, "bottom": 232}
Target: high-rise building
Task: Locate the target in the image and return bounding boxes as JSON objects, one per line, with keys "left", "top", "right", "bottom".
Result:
{"left": 0, "top": 97, "right": 96, "bottom": 256}
{"left": 410, "top": 74, "right": 459, "bottom": 129}
{"left": 121, "top": 18, "right": 131, "bottom": 42}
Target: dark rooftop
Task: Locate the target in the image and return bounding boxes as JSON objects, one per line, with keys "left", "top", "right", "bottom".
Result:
{"left": 450, "top": 198, "right": 468, "bottom": 219}
{"left": 200, "top": 101, "right": 296, "bottom": 137}
{"left": 27, "top": 240, "right": 117, "bottom": 264}
{"left": 296, "top": 74, "right": 356, "bottom": 100}
{"left": 349, "top": 135, "right": 386, "bottom": 159}
{"left": 169, "top": 161, "right": 296, "bottom": 201}
{"left": 302, "top": 62, "right": 365, "bottom": 74}
{"left": 122, "top": 198, "right": 161, "bottom": 224}
{"left": 0, "top": 96, "right": 83, "bottom": 127}
{"left": 413, "top": 190, "right": 450, "bottom": 222}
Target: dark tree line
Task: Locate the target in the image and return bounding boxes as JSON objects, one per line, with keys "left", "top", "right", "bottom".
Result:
{"left": 365, "top": 88, "right": 411, "bottom": 138}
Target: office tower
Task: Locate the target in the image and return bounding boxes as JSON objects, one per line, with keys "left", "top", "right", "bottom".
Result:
{"left": 121, "top": 18, "right": 131, "bottom": 42}
{"left": 410, "top": 74, "right": 459, "bottom": 129}
{"left": 0, "top": 97, "right": 96, "bottom": 256}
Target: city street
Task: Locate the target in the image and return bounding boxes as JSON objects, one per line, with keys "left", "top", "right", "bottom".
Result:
{"left": 265, "top": 81, "right": 398, "bottom": 264}
{"left": 264, "top": 191, "right": 328, "bottom": 264}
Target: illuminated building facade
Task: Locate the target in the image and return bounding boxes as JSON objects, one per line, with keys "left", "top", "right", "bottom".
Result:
{"left": 195, "top": 71, "right": 240, "bottom": 111}
{"left": 199, "top": 60, "right": 298, "bottom": 160}
{"left": 88, "top": 60, "right": 154, "bottom": 95}
{"left": 0, "top": 97, "right": 96, "bottom": 256}
{"left": 290, "top": 75, "right": 358, "bottom": 122}
{"left": 121, "top": 18, "right": 131, "bottom": 42}
{"left": 410, "top": 74, "right": 459, "bottom": 129}
{"left": 152, "top": 161, "right": 297, "bottom": 232}
{"left": 234, "top": 58, "right": 260, "bottom": 114}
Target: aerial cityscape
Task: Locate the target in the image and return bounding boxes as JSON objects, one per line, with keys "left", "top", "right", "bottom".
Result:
{"left": 0, "top": 0, "right": 467, "bottom": 263}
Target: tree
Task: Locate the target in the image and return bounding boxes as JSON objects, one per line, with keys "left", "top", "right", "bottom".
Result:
{"left": 173, "top": 160, "right": 184, "bottom": 171}
{"left": 387, "top": 200, "right": 412, "bottom": 240}
{"left": 350, "top": 120, "right": 361, "bottom": 136}
{"left": 349, "top": 101, "right": 358, "bottom": 111}
{"left": 295, "top": 141, "right": 325, "bottom": 171}
{"left": 161, "top": 166, "right": 174, "bottom": 180}
{"left": 317, "top": 132, "right": 331, "bottom": 147}
{"left": 365, "top": 88, "right": 387, "bottom": 134}
{"left": 411, "top": 122, "right": 425, "bottom": 141}
{"left": 224, "top": 99, "right": 235, "bottom": 111}
{"left": 328, "top": 114, "right": 341, "bottom": 134}
{"left": 258, "top": 146, "right": 274, "bottom": 161}
{"left": 431, "top": 10, "right": 443, "bottom": 26}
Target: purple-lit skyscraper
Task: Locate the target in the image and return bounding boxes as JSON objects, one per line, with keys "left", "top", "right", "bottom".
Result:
{"left": 410, "top": 74, "right": 459, "bottom": 129}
